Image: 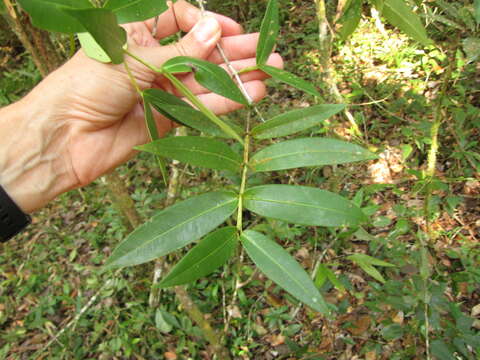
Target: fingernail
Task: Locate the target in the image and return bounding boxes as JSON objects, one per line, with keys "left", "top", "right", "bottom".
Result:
{"left": 193, "top": 17, "right": 220, "bottom": 42}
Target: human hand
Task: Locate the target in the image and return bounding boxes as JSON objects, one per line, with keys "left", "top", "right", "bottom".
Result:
{"left": 0, "top": 0, "right": 283, "bottom": 212}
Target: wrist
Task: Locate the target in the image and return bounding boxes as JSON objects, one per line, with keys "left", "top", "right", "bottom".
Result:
{"left": 0, "top": 87, "right": 79, "bottom": 213}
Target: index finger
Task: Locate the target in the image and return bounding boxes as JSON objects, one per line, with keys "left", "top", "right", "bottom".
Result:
{"left": 144, "top": 0, "right": 243, "bottom": 40}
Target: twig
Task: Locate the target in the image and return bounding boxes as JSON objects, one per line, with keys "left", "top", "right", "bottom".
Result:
{"left": 196, "top": 0, "right": 267, "bottom": 122}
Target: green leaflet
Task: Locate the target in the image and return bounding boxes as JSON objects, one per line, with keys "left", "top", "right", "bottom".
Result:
{"left": 337, "top": 0, "right": 363, "bottom": 40}
{"left": 104, "top": 0, "right": 168, "bottom": 24}
{"left": 136, "top": 136, "right": 242, "bottom": 173}
{"left": 259, "top": 65, "right": 322, "bottom": 98}
{"left": 243, "top": 185, "right": 367, "bottom": 227}
{"left": 241, "top": 230, "right": 330, "bottom": 314}
{"left": 314, "top": 264, "right": 346, "bottom": 293}
{"left": 162, "top": 57, "right": 248, "bottom": 105}
{"left": 18, "top": 0, "right": 92, "bottom": 33}
{"left": 251, "top": 105, "right": 345, "bottom": 139}
{"left": 143, "top": 89, "right": 243, "bottom": 139}
{"left": 105, "top": 191, "right": 238, "bottom": 269}
{"left": 159, "top": 227, "right": 238, "bottom": 288}
{"left": 430, "top": 340, "right": 457, "bottom": 360}
{"left": 378, "top": 0, "right": 432, "bottom": 46}
{"left": 78, "top": 33, "right": 111, "bottom": 63}
{"left": 347, "top": 253, "right": 395, "bottom": 283}
{"left": 463, "top": 38, "right": 480, "bottom": 64}
{"left": 256, "top": 0, "right": 280, "bottom": 65}
{"left": 142, "top": 98, "right": 168, "bottom": 184}
{"left": 64, "top": 8, "right": 126, "bottom": 64}
{"left": 250, "top": 138, "right": 377, "bottom": 172}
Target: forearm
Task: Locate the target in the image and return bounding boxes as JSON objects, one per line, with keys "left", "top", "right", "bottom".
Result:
{"left": 0, "top": 91, "right": 78, "bottom": 213}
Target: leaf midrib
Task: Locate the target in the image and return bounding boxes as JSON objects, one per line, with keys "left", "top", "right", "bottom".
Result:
{"left": 243, "top": 233, "right": 327, "bottom": 312}
{"left": 161, "top": 233, "right": 236, "bottom": 286}
{"left": 112, "top": 197, "right": 237, "bottom": 264}
{"left": 253, "top": 148, "right": 366, "bottom": 166}
{"left": 245, "top": 196, "right": 353, "bottom": 218}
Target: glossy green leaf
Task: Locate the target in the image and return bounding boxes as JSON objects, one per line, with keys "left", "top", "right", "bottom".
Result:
{"left": 18, "top": 0, "right": 92, "bottom": 33}
{"left": 256, "top": 0, "right": 280, "bottom": 65}
{"left": 105, "top": 0, "right": 168, "bottom": 24}
{"left": 136, "top": 136, "right": 242, "bottom": 172}
{"left": 105, "top": 191, "right": 238, "bottom": 269}
{"left": 143, "top": 89, "right": 243, "bottom": 138}
{"left": 315, "top": 264, "right": 346, "bottom": 293}
{"left": 244, "top": 185, "right": 367, "bottom": 227}
{"left": 143, "top": 98, "right": 168, "bottom": 184}
{"left": 64, "top": 8, "right": 126, "bottom": 64}
{"left": 241, "top": 230, "right": 329, "bottom": 314}
{"left": 347, "top": 253, "right": 395, "bottom": 283}
{"left": 250, "top": 138, "right": 377, "bottom": 172}
{"left": 251, "top": 104, "right": 345, "bottom": 139}
{"left": 377, "top": 0, "right": 432, "bottom": 46}
{"left": 259, "top": 65, "right": 321, "bottom": 98}
{"left": 77, "top": 33, "right": 110, "bottom": 63}
{"left": 162, "top": 57, "right": 248, "bottom": 105}
{"left": 159, "top": 227, "right": 237, "bottom": 288}
{"left": 337, "top": 0, "right": 362, "bottom": 40}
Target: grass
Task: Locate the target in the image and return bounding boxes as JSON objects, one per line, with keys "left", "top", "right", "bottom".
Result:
{"left": 1, "top": 0, "right": 479, "bottom": 358}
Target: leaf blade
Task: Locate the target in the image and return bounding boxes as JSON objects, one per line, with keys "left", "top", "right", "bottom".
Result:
{"left": 378, "top": 0, "right": 432, "bottom": 46}
{"left": 64, "top": 8, "right": 126, "bottom": 64}
{"left": 259, "top": 65, "right": 322, "bottom": 98}
{"left": 105, "top": 191, "right": 238, "bottom": 269}
{"left": 251, "top": 104, "right": 345, "bottom": 139}
{"left": 337, "top": 0, "right": 363, "bottom": 40}
{"left": 250, "top": 138, "right": 377, "bottom": 172}
{"left": 256, "top": 0, "right": 280, "bottom": 65}
{"left": 162, "top": 57, "right": 248, "bottom": 105}
{"left": 18, "top": 0, "right": 92, "bottom": 33}
{"left": 241, "top": 230, "right": 329, "bottom": 314}
{"left": 104, "top": 0, "right": 168, "bottom": 24}
{"left": 159, "top": 227, "right": 238, "bottom": 287}
{"left": 244, "top": 185, "right": 367, "bottom": 227}
{"left": 136, "top": 136, "right": 242, "bottom": 172}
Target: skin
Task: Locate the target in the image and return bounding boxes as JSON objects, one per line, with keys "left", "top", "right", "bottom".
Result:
{"left": 0, "top": 0, "right": 283, "bottom": 213}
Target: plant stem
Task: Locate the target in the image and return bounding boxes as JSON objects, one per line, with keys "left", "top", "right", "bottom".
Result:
{"left": 236, "top": 111, "right": 251, "bottom": 232}
{"left": 163, "top": 71, "right": 244, "bottom": 144}
{"left": 124, "top": 49, "right": 161, "bottom": 73}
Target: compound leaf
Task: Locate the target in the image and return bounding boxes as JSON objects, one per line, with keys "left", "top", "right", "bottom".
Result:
{"left": 241, "top": 230, "right": 330, "bottom": 314}
{"left": 105, "top": 191, "right": 238, "bottom": 269}
{"left": 257, "top": 0, "right": 280, "bottom": 65}
{"left": 159, "top": 227, "right": 237, "bottom": 288}
{"left": 251, "top": 104, "right": 345, "bottom": 139}
{"left": 259, "top": 65, "right": 321, "bottom": 98}
{"left": 162, "top": 57, "right": 247, "bottom": 105}
{"left": 347, "top": 253, "right": 395, "bottom": 283}
{"left": 244, "top": 185, "right": 367, "bottom": 227}
{"left": 136, "top": 136, "right": 242, "bottom": 172}
{"left": 250, "top": 138, "right": 377, "bottom": 172}
{"left": 105, "top": 0, "right": 168, "bottom": 24}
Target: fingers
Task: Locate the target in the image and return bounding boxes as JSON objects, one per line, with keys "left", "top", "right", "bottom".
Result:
{"left": 195, "top": 80, "right": 266, "bottom": 115}
{"left": 207, "top": 33, "right": 260, "bottom": 64}
{"left": 129, "top": 16, "right": 222, "bottom": 83}
{"left": 175, "top": 53, "right": 284, "bottom": 96}
{"left": 144, "top": 0, "right": 243, "bottom": 40}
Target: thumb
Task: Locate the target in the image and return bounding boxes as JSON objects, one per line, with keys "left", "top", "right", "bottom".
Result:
{"left": 132, "top": 16, "right": 221, "bottom": 72}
